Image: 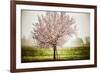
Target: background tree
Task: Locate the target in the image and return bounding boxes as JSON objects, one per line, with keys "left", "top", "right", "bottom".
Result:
{"left": 85, "top": 36, "right": 90, "bottom": 46}
{"left": 70, "top": 37, "right": 84, "bottom": 47}
{"left": 32, "top": 12, "right": 76, "bottom": 60}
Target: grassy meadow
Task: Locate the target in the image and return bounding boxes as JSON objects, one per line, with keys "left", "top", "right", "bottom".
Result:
{"left": 21, "top": 46, "right": 90, "bottom": 62}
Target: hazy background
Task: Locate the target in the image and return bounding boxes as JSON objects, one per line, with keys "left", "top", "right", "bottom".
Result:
{"left": 21, "top": 10, "right": 90, "bottom": 47}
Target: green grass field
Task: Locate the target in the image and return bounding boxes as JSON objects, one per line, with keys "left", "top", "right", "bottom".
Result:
{"left": 21, "top": 46, "right": 90, "bottom": 62}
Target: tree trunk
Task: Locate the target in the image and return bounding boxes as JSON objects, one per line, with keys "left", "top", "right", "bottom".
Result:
{"left": 53, "top": 45, "right": 57, "bottom": 60}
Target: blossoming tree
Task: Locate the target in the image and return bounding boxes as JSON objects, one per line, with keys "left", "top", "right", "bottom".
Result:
{"left": 32, "top": 12, "right": 76, "bottom": 60}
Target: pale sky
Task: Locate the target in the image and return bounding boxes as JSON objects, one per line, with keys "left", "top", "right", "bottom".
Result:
{"left": 21, "top": 10, "right": 90, "bottom": 47}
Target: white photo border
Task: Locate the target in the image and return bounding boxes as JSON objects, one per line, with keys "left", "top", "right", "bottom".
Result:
{"left": 16, "top": 5, "right": 95, "bottom": 69}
